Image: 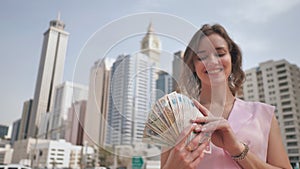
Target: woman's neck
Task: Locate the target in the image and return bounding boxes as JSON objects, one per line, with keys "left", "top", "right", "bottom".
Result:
{"left": 199, "top": 84, "right": 235, "bottom": 108}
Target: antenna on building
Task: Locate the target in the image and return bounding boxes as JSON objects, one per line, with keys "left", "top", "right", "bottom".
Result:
{"left": 148, "top": 21, "right": 154, "bottom": 33}
{"left": 57, "top": 11, "right": 61, "bottom": 21}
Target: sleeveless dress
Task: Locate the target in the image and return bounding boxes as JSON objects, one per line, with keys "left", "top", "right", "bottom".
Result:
{"left": 196, "top": 98, "right": 274, "bottom": 169}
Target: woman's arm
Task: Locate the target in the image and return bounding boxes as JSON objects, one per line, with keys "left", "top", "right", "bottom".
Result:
{"left": 267, "top": 115, "right": 291, "bottom": 168}
{"left": 218, "top": 116, "right": 291, "bottom": 169}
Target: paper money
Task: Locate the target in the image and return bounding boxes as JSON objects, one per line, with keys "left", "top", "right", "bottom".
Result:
{"left": 143, "top": 91, "right": 211, "bottom": 154}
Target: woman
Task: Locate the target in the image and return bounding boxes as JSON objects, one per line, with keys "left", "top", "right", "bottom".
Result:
{"left": 161, "top": 24, "right": 291, "bottom": 169}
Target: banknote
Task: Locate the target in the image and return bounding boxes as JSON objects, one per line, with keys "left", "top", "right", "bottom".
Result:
{"left": 143, "top": 91, "right": 211, "bottom": 154}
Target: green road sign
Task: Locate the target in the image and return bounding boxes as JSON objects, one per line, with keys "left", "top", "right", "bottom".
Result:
{"left": 132, "top": 156, "right": 144, "bottom": 169}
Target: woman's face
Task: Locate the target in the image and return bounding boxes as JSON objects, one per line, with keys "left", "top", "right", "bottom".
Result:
{"left": 193, "top": 33, "right": 232, "bottom": 87}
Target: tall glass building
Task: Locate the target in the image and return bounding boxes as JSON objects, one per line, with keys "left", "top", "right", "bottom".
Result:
{"left": 106, "top": 53, "right": 156, "bottom": 145}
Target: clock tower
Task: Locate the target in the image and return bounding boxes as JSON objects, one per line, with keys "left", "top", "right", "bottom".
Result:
{"left": 141, "top": 22, "right": 161, "bottom": 67}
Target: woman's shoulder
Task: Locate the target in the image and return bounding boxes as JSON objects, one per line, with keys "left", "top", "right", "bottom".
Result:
{"left": 235, "top": 98, "right": 275, "bottom": 115}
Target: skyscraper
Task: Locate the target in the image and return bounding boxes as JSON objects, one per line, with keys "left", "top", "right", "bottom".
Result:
{"left": 106, "top": 53, "right": 156, "bottom": 145}
{"left": 0, "top": 125, "right": 9, "bottom": 138}
{"left": 65, "top": 100, "right": 87, "bottom": 146}
{"left": 156, "top": 71, "right": 173, "bottom": 100}
{"left": 10, "top": 119, "right": 21, "bottom": 145}
{"left": 48, "top": 81, "right": 88, "bottom": 140}
{"left": 83, "top": 59, "right": 112, "bottom": 147}
{"left": 243, "top": 59, "right": 300, "bottom": 166}
{"left": 141, "top": 22, "right": 161, "bottom": 67}
{"left": 18, "top": 99, "right": 33, "bottom": 140}
{"left": 27, "top": 15, "right": 69, "bottom": 138}
{"left": 172, "top": 50, "right": 184, "bottom": 91}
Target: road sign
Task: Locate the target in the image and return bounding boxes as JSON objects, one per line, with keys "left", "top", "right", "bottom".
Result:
{"left": 132, "top": 156, "right": 144, "bottom": 169}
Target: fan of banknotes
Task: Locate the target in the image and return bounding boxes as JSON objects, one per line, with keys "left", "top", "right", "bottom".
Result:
{"left": 143, "top": 91, "right": 211, "bottom": 153}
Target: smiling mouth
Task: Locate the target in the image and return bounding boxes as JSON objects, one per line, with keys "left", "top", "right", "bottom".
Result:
{"left": 205, "top": 68, "right": 223, "bottom": 74}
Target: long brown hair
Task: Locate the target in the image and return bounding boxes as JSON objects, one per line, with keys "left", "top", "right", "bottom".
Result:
{"left": 179, "top": 24, "right": 245, "bottom": 98}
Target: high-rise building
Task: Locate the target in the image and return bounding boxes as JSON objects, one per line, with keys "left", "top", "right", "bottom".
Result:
{"left": 28, "top": 15, "right": 69, "bottom": 138}
{"left": 106, "top": 53, "right": 156, "bottom": 145}
{"left": 48, "top": 81, "right": 88, "bottom": 140}
{"left": 0, "top": 125, "right": 9, "bottom": 138}
{"left": 83, "top": 59, "right": 112, "bottom": 147}
{"left": 243, "top": 59, "right": 300, "bottom": 166}
{"left": 65, "top": 100, "right": 87, "bottom": 146}
{"left": 172, "top": 51, "right": 184, "bottom": 91}
{"left": 156, "top": 71, "right": 173, "bottom": 100}
{"left": 18, "top": 99, "right": 33, "bottom": 140}
{"left": 141, "top": 22, "right": 161, "bottom": 67}
{"left": 10, "top": 119, "right": 21, "bottom": 146}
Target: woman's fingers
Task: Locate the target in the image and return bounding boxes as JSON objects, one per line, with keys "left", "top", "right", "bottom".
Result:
{"left": 193, "top": 99, "right": 210, "bottom": 116}
{"left": 185, "top": 135, "right": 210, "bottom": 163}
{"left": 175, "top": 123, "right": 197, "bottom": 148}
{"left": 191, "top": 116, "right": 223, "bottom": 125}
{"left": 201, "top": 118, "right": 227, "bottom": 132}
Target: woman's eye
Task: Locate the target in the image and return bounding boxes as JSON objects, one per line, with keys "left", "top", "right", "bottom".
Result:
{"left": 217, "top": 53, "right": 225, "bottom": 57}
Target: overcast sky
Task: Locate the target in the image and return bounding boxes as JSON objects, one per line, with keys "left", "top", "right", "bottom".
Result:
{"left": 1, "top": 0, "right": 300, "bottom": 126}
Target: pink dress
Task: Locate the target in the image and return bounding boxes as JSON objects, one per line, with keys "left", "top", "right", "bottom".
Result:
{"left": 197, "top": 98, "right": 274, "bottom": 169}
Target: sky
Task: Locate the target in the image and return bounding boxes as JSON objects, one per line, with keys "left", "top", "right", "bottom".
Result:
{"left": 1, "top": 0, "right": 300, "bottom": 126}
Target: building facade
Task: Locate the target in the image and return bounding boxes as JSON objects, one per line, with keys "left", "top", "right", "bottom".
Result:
{"left": 84, "top": 59, "right": 112, "bottom": 147}
{"left": 243, "top": 59, "right": 300, "bottom": 166}
{"left": 65, "top": 100, "right": 87, "bottom": 146}
{"left": 0, "top": 140, "right": 13, "bottom": 164}
{"left": 11, "top": 138, "right": 48, "bottom": 164}
{"left": 140, "top": 23, "right": 161, "bottom": 67}
{"left": 106, "top": 53, "right": 156, "bottom": 145}
{"left": 10, "top": 119, "right": 21, "bottom": 146}
{"left": 28, "top": 15, "right": 69, "bottom": 138}
{"left": 18, "top": 99, "right": 33, "bottom": 140}
{"left": 0, "top": 125, "right": 9, "bottom": 139}
{"left": 31, "top": 139, "right": 94, "bottom": 169}
{"left": 172, "top": 51, "right": 184, "bottom": 91}
{"left": 48, "top": 81, "right": 88, "bottom": 140}
{"left": 156, "top": 71, "right": 173, "bottom": 100}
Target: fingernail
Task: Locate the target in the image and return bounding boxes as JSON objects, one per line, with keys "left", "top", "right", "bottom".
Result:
{"left": 192, "top": 123, "right": 197, "bottom": 126}
{"left": 195, "top": 126, "right": 201, "bottom": 132}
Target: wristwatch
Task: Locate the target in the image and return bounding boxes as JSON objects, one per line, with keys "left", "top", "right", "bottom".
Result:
{"left": 231, "top": 142, "right": 249, "bottom": 161}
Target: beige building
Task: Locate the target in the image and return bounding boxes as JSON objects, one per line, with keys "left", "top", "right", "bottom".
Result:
{"left": 0, "top": 141, "right": 13, "bottom": 164}
{"left": 84, "top": 59, "right": 112, "bottom": 147}
{"left": 18, "top": 99, "right": 33, "bottom": 140}
{"left": 65, "top": 100, "right": 87, "bottom": 146}
{"left": 243, "top": 59, "right": 300, "bottom": 166}
{"left": 28, "top": 15, "right": 69, "bottom": 138}
{"left": 11, "top": 138, "right": 48, "bottom": 164}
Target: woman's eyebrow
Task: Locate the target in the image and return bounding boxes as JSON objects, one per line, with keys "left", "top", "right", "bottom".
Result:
{"left": 215, "top": 46, "right": 227, "bottom": 51}
{"left": 196, "top": 50, "right": 206, "bottom": 54}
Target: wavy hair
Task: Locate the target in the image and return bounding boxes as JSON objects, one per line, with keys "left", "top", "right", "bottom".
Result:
{"left": 178, "top": 24, "right": 245, "bottom": 98}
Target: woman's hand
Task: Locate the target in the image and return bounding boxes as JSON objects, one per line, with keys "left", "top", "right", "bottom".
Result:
{"left": 192, "top": 100, "right": 244, "bottom": 156}
{"left": 161, "top": 124, "right": 209, "bottom": 169}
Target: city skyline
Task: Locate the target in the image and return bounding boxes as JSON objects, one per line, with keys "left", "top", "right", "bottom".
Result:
{"left": 1, "top": 1, "right": 300, "bottom": 126}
